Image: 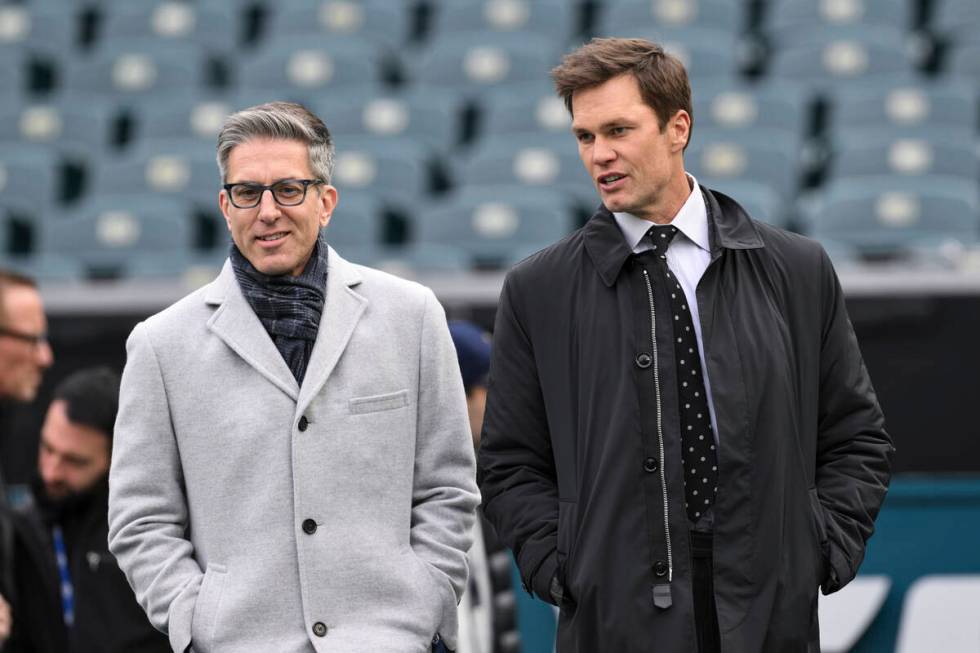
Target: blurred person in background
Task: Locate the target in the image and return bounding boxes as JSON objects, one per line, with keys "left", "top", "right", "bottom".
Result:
{"left": 0, "top": 269, "right": 54, "bottom": 652}
{"left": 449, "top": 321, "right": 521, "bottom": 653}
{"left": 479, "top": 38, "right": 894, "bottom": 652}
{"left": 108, "top": 101, "right": 478, "bottom": 653}
{"left": 5, "top": 367, "right": 167, "bottom": 652}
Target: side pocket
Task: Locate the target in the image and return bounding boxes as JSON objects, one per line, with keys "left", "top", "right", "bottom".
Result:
{"left": 807, "top": 489, "right": 829, "bottom": 583}
{"left": 556, "top": 500, "right": 577, "bottom": 604}
{"left": 190, "top": 563, "right": 227, "bottom": 652}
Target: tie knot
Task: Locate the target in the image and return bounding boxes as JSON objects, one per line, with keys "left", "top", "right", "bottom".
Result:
{"left": 646, "top": 225, "right": 679, "bottom": 253}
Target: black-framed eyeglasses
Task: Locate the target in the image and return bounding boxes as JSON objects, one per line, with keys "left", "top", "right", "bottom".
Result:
{"left": 223, "top": 178, "right": 325, "bottom": 209}
{"left": 0, "top": 325, "right": 48, "bottom": 346}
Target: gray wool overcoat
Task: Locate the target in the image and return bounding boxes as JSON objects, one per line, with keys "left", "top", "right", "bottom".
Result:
{"left": 108, "top": 248, "right": 479, "bottom": 653}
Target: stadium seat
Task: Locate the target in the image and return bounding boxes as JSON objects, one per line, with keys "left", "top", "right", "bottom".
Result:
{"left": 828, "top": 80, "right": 977, "bottom": 131}
{"left": 931, "top": 0, "right": 980, "bottom": 39}
{"left": 768, "top": 26, "right": 918, "bottom": 89}
{"left": 412, "top": 186, "right": 575, "bottom": 268}
{"left": 684, "top": 127, "right": 802, "bottom": 200}
{"left": 323, "top": 193, "right": 385, "bottom": 249}
{"left": 692, "top": 81, "right": 811, "bottom": 139}
{"left": 64, "top": 40, "right": 209, "bottom": 100}
{"left": 92, "top": 140, "right": 220, "bottom": 206}
{"left": 0, "top": 50, "right": 26, "bottom": 102}
{"left": 765, "top": 0, "right": 913, "bottom": 33}
{"left": 329, "top": 135, "right": 431, "bottom": 203}
{"left": 311, "top": 88, "right": 465, "bottom": 155}
{"left": 798, "top": 176, "right": 980, "bottom": 256}
{"left": 237, "top": 36, "right": 384, "bottom": 100}
{"left": 430, "top": 0, "right": 576, "bottom": 44}
{"left": 0, "top": 3, "right": 77, "bottom": 54}
{"left": 827, "top": 131, "right": 979, "bottom": 183}
{"left": 479, "top": 82, "right": 571, "bottom": 139}
{"left": 0, "top": 99, "right": 117, "bottom": 159}
{"left": 262, "top": 0, "right": 413, "bottom": 50}
{"left": 409, "top": 31, "right": 562, "bottom": 101}
{"left": 946, "top": 42, "right": 980, "bottom": 83}
{"left": 0, "top": 144, "right": 60, "bottom": 217}
{"left": 696, "top": 178, "right": 790, "bottom": 228}
{"left": 130, "top": 95, "right": 234, "bottom": 145}
{"left": 590, "top": 26, "right": 742, "bottom": 83}
{"left": 39, "top": 195, "right": 193, "bottom": 277}
{"left": 596, "top": 0, "right": 746, "bottom": 35}
{"left": 457, "top": 132, "right": 594, "bottom": 208}
{"left": 97, "top": 1, "right": 240, "bottom": 54}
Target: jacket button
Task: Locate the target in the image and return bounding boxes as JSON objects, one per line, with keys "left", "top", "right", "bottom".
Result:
{"left": 302, "top": 518, "right": 317, "bottom": 534}
{"left": 634, "top": 353, "right": 652, "bottom": 369}
{"left": 312, "top": 621, "right": 327, "bottom": 637}
{"left": 643, "top": 457, "right": 659, "bottom": 473}
{"left": 654, "top": 560, "right": 668, "bottom": 577}
{"left": 298, "top": 416, "right": 309, "bottom": 431}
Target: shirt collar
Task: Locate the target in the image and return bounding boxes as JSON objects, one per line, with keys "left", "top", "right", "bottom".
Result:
{"left": 612, "top": 174, "right": 710, "bottom": 253}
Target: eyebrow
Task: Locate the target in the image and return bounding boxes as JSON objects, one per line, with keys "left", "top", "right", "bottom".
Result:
{"left": 573, "top": 118, "right": 635, "bottom": 133}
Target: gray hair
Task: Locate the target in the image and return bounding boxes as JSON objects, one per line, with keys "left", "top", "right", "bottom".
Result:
{"left": 216, "top": 101, "right": 335, "bottom": 184}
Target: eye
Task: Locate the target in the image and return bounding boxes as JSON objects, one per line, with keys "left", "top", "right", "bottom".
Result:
{"left": 233, "top": 185, "right": 260, "bottom": 202}
{"left": 576, "top": 132, "right": 594, "bottom": 144}
{"left": 610, "top": 126, "right": 627, "bottom": 136}
{"left": 275, "top": 182, "right": 304, "bottom": 199}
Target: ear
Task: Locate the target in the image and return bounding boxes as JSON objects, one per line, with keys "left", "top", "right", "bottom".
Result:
{"left": 218, "top": 189, "right": 233, "bottom": 232}
{"left": 317, "top": 185, "right": 338, "bottom": 229}
{"left": 669, "top": 110, "right": 691, "bottom": 153}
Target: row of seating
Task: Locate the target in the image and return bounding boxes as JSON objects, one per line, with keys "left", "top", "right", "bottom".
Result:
{"left": 3, "top": 172, "right": 978, "bottom": 282}
{"left": 5, "top": 0, "right": 980, "bottom": 52}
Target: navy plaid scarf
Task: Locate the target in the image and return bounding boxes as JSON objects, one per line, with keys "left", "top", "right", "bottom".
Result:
{"left": 230, "top": 232, "right": 328, "bottom": 384}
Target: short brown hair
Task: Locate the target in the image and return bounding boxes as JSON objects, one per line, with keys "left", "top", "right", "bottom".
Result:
{"left": 551, "top": 37, "right": 693, "bottom": 134}
{"left": 0, "top": 268, "right": 37, "bottom": 325}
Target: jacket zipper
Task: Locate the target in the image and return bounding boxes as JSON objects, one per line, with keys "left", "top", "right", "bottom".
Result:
{"left": 641, "top": 269, "right": 674, "bottom": 588}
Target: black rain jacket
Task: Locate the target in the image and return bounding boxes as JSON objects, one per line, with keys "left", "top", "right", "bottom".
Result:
{"left": 478, "top": 188, "right": 894, "bottom": 652}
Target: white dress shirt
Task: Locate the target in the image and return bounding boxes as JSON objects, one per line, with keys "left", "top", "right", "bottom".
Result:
{"left": 613, "top": 174, "right": 720, "bottom": 445}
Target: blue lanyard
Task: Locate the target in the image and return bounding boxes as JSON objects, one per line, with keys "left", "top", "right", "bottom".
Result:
{"left": 51, "top": 525, "right": 75, "bottom": 627}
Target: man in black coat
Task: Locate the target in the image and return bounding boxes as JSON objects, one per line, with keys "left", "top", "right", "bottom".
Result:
{"left": 0, "top": 269, "right": 55, "bottom": 651}
{"left": 478, "top": 38, "right": 894, "bottom": 653}
{"left": 6, "top": 367, "right": 168, "bottom": 652}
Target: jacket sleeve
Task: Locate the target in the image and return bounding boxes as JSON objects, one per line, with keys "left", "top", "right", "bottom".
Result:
{"left": 108, "top": 322, "right": 203, "bottom": 653}
{"left": 478, "top": 272, "right": 560, "bottom": 604}
{"left": 410, "top": 289, "right": 481, "bottom": 649}
{"left": 814, "top": 249, "right": 895, "bottom": 594}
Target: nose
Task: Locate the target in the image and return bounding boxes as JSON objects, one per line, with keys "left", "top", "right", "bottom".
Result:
{"left": 36, "top": 339, "right": 53, "bottom": 369}
{"left": 256, "top": 188, "right": 281, "bottom": 222}
{"left": 592, "top": 136, "right": 616, "bottom": 166}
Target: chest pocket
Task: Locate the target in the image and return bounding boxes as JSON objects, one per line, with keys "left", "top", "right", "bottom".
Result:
{"left": 348, "top": 389, "right": 409, "bottom": 414}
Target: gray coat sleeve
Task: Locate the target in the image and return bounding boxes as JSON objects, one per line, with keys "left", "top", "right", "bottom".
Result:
{"left": 409, "top": 289, "right": 481, "bottom": 648}
{"left": 108, "top": 322, "right": 202, "bottom": 653}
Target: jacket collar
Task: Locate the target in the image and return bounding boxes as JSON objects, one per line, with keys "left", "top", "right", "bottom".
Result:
{"left": 203, "top": 246, "right": 365, "bottom": 406}
{"left": 584, "top": 184, "right": 765, "bottom": 287}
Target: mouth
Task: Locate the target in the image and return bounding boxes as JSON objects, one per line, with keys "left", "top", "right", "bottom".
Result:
{"left": 597, "top": 173, "right": 627, "bottom": 191}
{"left": 255, "top": 231, "right": 288, "bottom": 246}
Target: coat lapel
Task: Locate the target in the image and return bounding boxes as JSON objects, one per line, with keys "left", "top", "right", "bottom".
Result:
{"left": 296, "top": 247, "right": 366, "bottom": 414}
{"left": 205, "top": 261, "right": 300, "bottom": 401}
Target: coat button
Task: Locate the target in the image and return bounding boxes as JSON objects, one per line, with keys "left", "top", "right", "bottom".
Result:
{"left": 298, "top": 416, "right": 309, "bottom": 431}
{"left": 643, "top": 457, "right": 659, "bottom": 473}
{"left": 312, "top": 621, "right": 327, "bottom": 637}
{"left": 302, "top": 518, "right": 317, "bottom": 534}
{"left": 654, "top": 560, "right": 668, "bottom": 577}
{"left": 634, "top": 353, "right": 652, "bottom": 369}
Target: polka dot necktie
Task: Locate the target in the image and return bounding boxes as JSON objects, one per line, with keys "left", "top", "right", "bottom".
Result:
{"left": 647, "top": 224, "right": 718, "bottom": 523}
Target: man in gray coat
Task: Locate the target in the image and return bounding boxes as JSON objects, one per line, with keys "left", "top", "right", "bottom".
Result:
{"left": 108, "top": 102, "right": 479, "bottom": 653}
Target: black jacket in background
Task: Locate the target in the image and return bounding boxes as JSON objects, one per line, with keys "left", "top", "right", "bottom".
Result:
{"left": 6, "top": 478, "right": 169, "bottom": 653}
{"left": 478, "top": 188, "right": 894, "bottom": 652}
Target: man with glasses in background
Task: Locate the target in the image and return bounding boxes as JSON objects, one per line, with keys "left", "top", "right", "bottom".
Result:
{"left": 109, "top": 102, "right": 478, "bottom": 653}
{"left": 0, "top": 269, "right": 54, "bottom": 650}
